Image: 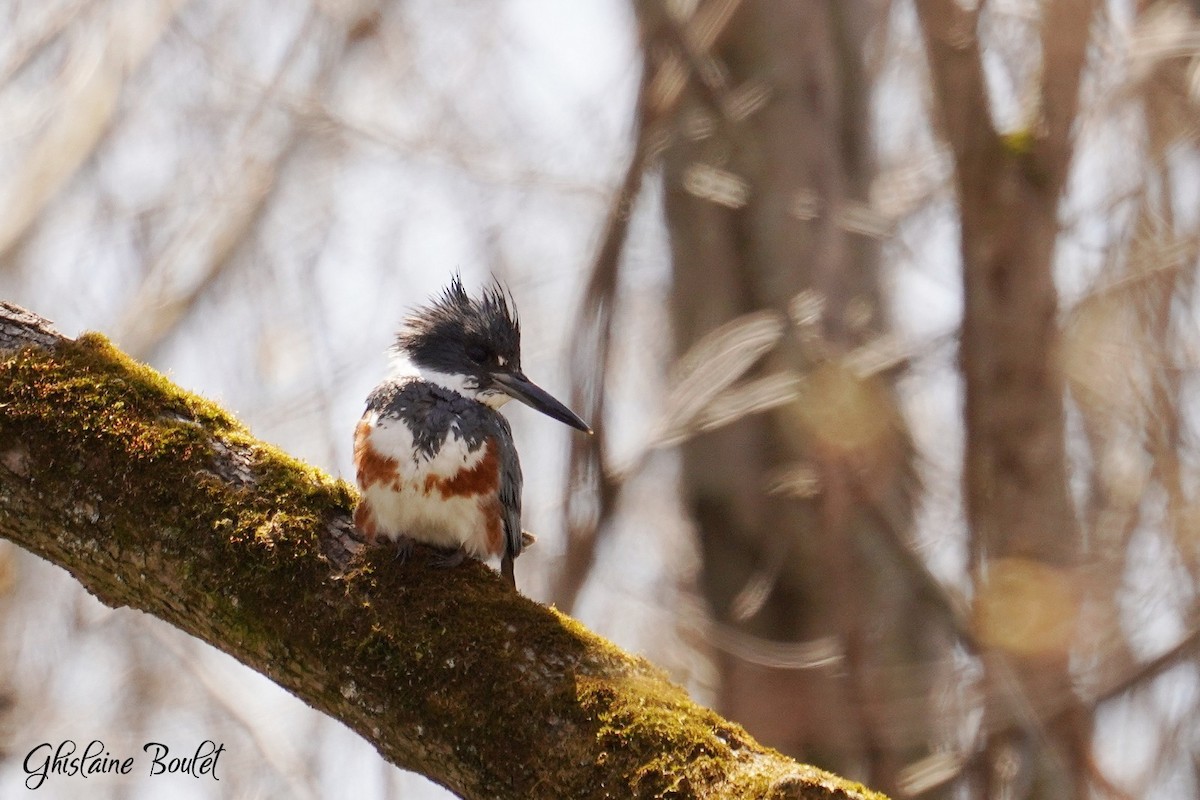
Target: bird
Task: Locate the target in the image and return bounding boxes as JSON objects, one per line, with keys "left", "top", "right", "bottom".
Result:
{"left": 353, "top": 277, "right": 591, "bottom": 587}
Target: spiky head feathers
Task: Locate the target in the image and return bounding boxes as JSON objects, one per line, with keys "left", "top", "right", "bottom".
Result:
{"left": 395, "top": 278, "right": 522, "bottom": 379}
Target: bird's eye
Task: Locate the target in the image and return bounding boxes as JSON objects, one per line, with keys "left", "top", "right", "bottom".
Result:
{"left": 466, "top": 344, "right": 488, "bottom": 364}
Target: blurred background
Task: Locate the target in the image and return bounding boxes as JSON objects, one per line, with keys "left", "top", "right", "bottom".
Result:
{"left": 1, "top": 0, "right": 1199, "bottom": 798}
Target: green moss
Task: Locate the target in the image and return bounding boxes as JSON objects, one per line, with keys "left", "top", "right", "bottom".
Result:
{"left": 1000, "top": 130, "right": 1034, "bottom": 157}
{"left": 72, "top": 333, "right": 245, "bottom": 431}
{"left": 0, "top": 333, "right": 353, "bottom": 641}
{"left": 579, "top": 672, "right": 725, "bottom": 797}
{"left": 997, "top": 129, "right": 1052, "bottom": 188}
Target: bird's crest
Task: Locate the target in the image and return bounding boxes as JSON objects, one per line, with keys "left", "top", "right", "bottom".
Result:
{"left": 395, "top": 277, "right": 521, "bottom": 375}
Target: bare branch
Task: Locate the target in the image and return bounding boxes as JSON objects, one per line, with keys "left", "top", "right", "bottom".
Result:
{"left": 913, "top": 0, "right": 996, "bottom": 168}
{"left": 1035, "top": 0, "right": 1100, "bottom": 187}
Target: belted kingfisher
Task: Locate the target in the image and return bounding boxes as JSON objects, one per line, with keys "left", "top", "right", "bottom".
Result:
{"left": 353, "top": 278, "right": 591, "bottom": 587}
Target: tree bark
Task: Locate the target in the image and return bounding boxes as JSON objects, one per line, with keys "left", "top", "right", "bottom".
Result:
{"left": 0, "top": 301, "right": 885, "bottom": 800}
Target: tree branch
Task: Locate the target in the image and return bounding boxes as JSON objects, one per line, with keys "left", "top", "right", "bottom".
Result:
{"left": 0, "top": 301, "right": 883, "bottom": 800}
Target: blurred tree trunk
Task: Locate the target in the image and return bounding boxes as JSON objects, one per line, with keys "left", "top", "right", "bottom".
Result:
{"left": 916, "top": 1, "right": 1094, "bottom": 797}
{"left": 635, "top": 2, "right": 929, "bottom": 794}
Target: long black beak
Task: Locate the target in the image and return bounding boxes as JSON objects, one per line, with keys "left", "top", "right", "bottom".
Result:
{"left": 491, "top": 371, "right": 592, "bottom": 433}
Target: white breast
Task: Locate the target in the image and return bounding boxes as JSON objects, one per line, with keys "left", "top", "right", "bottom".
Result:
{"left": 356, "top": 412, "right": 499, "bottom": 558}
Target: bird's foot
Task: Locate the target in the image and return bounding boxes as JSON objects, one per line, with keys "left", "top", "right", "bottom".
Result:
{"left": 390, "top": 534, "right": 416, "bottom": 563}
{"left": 429, "top": 546, "right": 467, "bottom": 570}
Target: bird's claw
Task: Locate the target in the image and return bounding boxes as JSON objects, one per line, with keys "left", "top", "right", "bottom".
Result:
{"left": 429, "top": 546, "right": 467, "bottom": 569}
{"left": 391, "top": 535, "right": 415, "bottom": 563}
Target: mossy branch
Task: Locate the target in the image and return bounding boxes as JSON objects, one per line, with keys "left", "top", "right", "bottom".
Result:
{"left": 0, "top": 301, "right": 884, "bottom": 800}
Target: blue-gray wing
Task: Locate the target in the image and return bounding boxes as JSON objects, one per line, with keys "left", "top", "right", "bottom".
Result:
{"left": 493, "top": 417, "right": 524, "bottom": 560}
